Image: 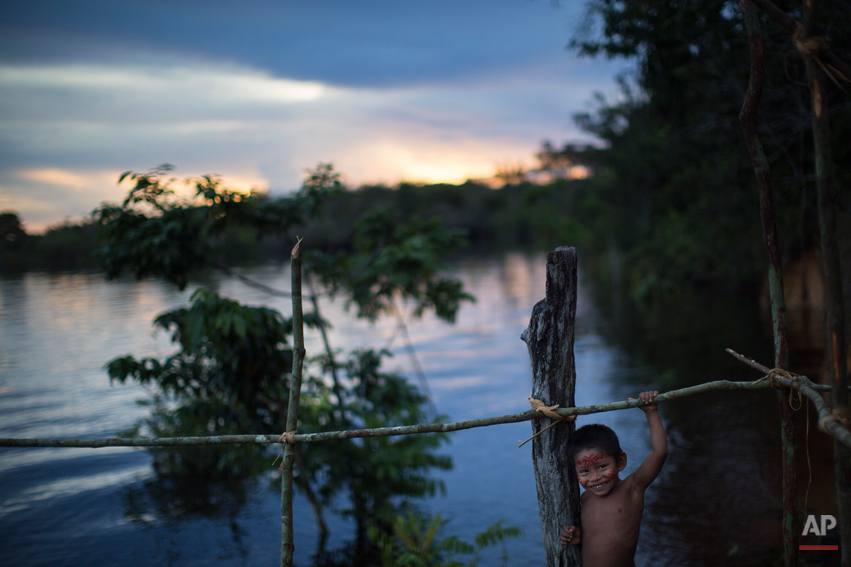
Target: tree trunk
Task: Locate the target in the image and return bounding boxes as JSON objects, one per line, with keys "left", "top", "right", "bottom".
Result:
{"left": 799, "top": 0, "right": 850, "bottom": 562}
{"left": 522, "top": 247, "right": 581, "bottom": 567}
{"left": 737, "top": 3, "right": 798, "bottom": 562}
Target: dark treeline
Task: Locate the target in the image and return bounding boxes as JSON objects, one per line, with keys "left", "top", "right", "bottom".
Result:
{"left": 0, "top": 179, "right": 590, "bottom": 274}
{"left": 2, "top": 152, "right": 848, "bottom": 307}
{"left": 0, "top": 212, "right": 101, "bottom": 273}
{"left": 295, "top": 179, "right": 589, "bottom": 253}
{"left": 559, "top": 0, "right": 851, "bottom": 303}
{"left": 3, "top": 154, "right": 847, "bottom": 306}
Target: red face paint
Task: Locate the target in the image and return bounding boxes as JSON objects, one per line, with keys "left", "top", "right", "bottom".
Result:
{"left": 577, "top": 454, "right": 601, "bottom": 467}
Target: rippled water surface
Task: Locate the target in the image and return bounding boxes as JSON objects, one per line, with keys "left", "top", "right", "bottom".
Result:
{"left": 0, "top": 255, "right": 837, "bottom": 566}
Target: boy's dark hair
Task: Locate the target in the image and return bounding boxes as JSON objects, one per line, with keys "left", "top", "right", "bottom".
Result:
{"left": 567, "top": 424, "right": 624, "bottom": 464}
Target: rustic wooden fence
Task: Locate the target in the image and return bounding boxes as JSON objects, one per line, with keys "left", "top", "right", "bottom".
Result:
{"left": 740, "top": 0, "right": 850, "bottom": 564}
{"left": 2, "top": 244, "right": 849, "bottom": 567}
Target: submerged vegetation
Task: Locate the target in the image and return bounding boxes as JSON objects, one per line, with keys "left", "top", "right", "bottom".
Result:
{"left": 92, "top": 165, "right": 477, "bottom": 563}
{"left": 370, "top": 513, "right": 522, "bottom": 567}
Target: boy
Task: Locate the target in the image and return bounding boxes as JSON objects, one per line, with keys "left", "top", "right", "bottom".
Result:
{"left": 559, "top": 390, "right": 668, "bottom": 567}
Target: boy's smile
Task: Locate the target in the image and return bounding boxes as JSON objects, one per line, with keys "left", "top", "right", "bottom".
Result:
{"left": 573, "top": 448, "right": 626, "bottom": 496}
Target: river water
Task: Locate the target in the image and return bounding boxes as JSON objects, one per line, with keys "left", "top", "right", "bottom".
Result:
{"left": 0, "top": 254, "right": 839, "bottom": 566}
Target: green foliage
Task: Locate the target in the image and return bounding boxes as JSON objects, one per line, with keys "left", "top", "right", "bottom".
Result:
{"left": 93, "top": 163, "right": 339, "bottom": 289}
{"left": 0, "top": 211, "right": 26, "bottom": 243}
{"left": 2, "top": 172, "right": 616, "bottom": 277}
{"left": 308, "top": 208, "right": 474, "bottom": 323}
{"left": 98, "top": 164, "right": 471, "bottom": 554}
{"left": 33, "top": 221, "right": 101, "bottom": 271}
{"left": 369, "top": 512, "right": 522, "bottom": 567}
{"left": 119, "top": 394, "right": 265, "bottom": 521}
{"left": 107, "top": 289, "right": 294, "bottom": 429}
{"left": 0, "top": 211, "right": 29, "bottom": 272}
{"left": 560, "top": 0, "right": 851, "bottom": 300}
{"left": 299, "top": 349, "right": 452, "bottom": 533}
{"left": 0, "top": 212, "right": 102, "bottom": 273}
{"left": 111, "top": 327, "right": 451, "bottom": 535}
{"left": 108, "top": 288, "right": 291, "bottom": 519}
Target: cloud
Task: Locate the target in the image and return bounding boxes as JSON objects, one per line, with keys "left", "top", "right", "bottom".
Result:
{"left": 0, "top": 49, "right": 624, "bottom": 229}
{"left": 0, "top": 63, "right": 326, "bottom": 123}
{"left": 0, "top": 0, "right": 602, "bottom": 89}
{"left": 0, "top": 168, "right": 122, "bottom": 232}
{"left": 16, "top": 168, "right": 90, "bottom": 188}
{"left": 0, "top": 1, "right": 632, "bottom": 229}
{"left": 1, "top": 164, "right": 273, "bottom": 233}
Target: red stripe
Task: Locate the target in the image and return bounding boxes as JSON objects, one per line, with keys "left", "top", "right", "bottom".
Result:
{"left": 799, "top": 545, "right": 839, "bottom": 551}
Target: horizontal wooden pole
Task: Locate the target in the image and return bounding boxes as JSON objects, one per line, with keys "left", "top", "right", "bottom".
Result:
{"left": 727, "top": 349, "right": 851, "bottom": 450}
{"left": 0, "top": 375, "right": 844, "bottom": 450}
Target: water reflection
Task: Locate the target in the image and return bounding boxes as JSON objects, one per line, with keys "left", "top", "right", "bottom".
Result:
{"left": 0, "top": 257, "right": 840, "bottom": 566}
{"left": 2, "top": 465, "right": 150, "bottom": 515}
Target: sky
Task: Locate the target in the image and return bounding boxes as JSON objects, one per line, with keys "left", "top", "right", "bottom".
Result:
{"left": 0, "top": 0, "right": 628, "bottom": 232}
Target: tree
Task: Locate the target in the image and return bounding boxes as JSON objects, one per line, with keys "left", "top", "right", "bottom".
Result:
{"left": 0, "top": 211, "right": 29, "bottom": 272}
{"left": 94, "top": 164, "right": 473, "bottom": 560}
{"left": 0, "top": 211, "right": 26, "bottom": 243}
{"left": 562, "top": 0, "right": 851, "bottom": 300}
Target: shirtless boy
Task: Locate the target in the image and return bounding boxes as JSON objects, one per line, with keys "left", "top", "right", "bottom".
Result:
{"left": 559, "top": 391, "right": 668, "bottom": 567}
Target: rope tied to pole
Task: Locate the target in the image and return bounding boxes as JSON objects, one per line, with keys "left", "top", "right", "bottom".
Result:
{"left": 517, "top": 397, "right": 576, "bottom": 448}
{"left": 788, "top": 388, "right": 803, "bottom": 411}
{"left": 279, "top": 430, "right": 298, "bottom": 444}
{"left": 791, "top": 25, "right": 851, "bottom": 91}
{"left": 792, "top": 25, "right": 826, "bottom": 56}
{"left": 756, "top": 368, "right": 807, "bottom": 411}
{"left": 272, "top": 431, "right": 298, "bottom": 470}
{"left": 755, "top": 367, "right": 796, "bottom": 389}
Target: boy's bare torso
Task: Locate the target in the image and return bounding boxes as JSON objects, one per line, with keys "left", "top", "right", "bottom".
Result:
{"left": 561, "top": 392, "right": 667, "bottom": 567}
{"left": 580, "top": 475, "right": 643, "bottom": 567}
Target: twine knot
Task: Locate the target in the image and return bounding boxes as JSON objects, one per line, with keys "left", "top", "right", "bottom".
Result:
{"left": 518, "top": 397, "right": 576, "bottom": 448}
{"left": 755, "top": 368, "right": 796, "bottom": 389}
{"left": 793, "top": 25, "right": 826, "bottom": 56}
{"left": 790, "top": 25, "right": 849, "bottom": 90}
{"left": 271, "top": 430, "right": 298, "bottom": 470}
{"left": 529, "top": 397, "right": 565, "bottom": 420}
{"left": 278, "top": 430, "right": 298, "bottom": 444}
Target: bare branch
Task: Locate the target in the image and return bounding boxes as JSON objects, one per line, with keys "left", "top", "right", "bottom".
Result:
{"left": 2, "top": 375, "right": 845, "bottom": 449}
{"left": 727, "top": 349, "right": 851, "bottom": 450}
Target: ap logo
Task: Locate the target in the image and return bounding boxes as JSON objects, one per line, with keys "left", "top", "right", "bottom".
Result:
{"left": 802, "top": 515, "right": 837, "bottom": 537}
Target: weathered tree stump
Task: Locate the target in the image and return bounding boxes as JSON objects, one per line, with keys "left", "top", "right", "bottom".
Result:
{"left": 521, "top": 247, "right": 581, "bottom": 567}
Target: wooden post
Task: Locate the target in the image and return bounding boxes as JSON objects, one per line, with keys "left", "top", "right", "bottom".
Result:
{"left": 737, "top": 3, "right": 798, "bottom": 563}
{"left": 281, "top": 239, "right": 306, "bottom": 567}
{"left": 522, "top": 247, "right": 581, "bottom": 567}
{"left": 799, "top": 0, "right": 851, "bottom": 561}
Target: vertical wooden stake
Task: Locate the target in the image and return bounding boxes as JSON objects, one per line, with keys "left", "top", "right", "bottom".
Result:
{"left": 282, "top": 238, "right": 306, "bottom": 567}
{"left": 522, "top": 247, "right": 581, "bottom": 567}
{"left": 800, "top": 0, "right": 851, "bottom": 561}
{"left": 738, "top": 3, "right": 797, "bottom": 564}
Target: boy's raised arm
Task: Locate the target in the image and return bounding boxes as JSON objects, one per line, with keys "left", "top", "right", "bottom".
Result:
{"left": 629, "top": 390, "right": 668, "bottom": 491}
